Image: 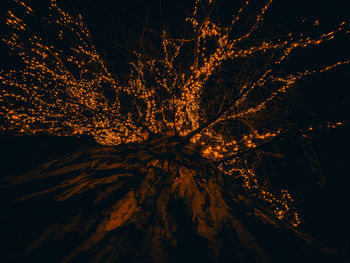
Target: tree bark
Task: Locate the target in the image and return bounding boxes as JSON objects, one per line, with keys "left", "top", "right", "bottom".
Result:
{"left": 1, "top": 135, "right": 337, "bottom": 263}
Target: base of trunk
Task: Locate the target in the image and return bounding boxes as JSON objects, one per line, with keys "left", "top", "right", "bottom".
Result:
{"left": 1, "top": 135, "right": 339, "bottom": 262}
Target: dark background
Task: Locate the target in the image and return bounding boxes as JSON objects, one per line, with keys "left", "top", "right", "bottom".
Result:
{"left": 0, "top": 0, "right": 350, "bottom": 257}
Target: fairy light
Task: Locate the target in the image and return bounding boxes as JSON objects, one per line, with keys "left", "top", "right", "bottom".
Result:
{"left": 1, "top": 0, "right": 349, "bottom": 226}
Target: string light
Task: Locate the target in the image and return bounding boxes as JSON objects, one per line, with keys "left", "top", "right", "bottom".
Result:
{"left": 1, "top": 0, "right": 348, "bottom": 226}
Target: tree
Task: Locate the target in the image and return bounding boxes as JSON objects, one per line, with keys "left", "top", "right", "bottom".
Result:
{"left": 0, "top": 0, "right": 349, "bottom": 262}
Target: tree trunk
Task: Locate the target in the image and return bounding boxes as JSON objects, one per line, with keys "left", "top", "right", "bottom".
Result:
{"left": 1, "top": 135, "right": 337, "bottom": 263}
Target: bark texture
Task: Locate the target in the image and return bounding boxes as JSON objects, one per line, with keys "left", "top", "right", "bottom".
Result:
{"left": 1, "top": 135, "right": 337, "bottom": 263}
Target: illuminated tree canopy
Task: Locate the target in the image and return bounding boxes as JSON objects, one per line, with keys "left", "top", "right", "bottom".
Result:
{"left": 0, "top": 0, "right": 349, "bottom": 257}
